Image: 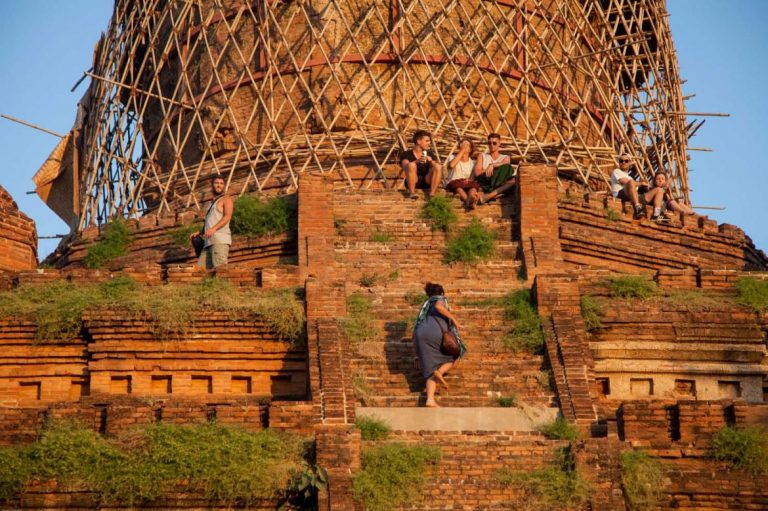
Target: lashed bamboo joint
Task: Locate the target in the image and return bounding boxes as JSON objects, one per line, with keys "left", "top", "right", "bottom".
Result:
{"left": 42, "top": 0, "right": 693, "bottom": 230}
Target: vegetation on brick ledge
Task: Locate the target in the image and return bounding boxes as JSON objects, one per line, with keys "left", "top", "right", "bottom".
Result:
{"left": 404, "top": 290, "right": 428, "bottom": 307}
{"left": 84, "top": 218, "right": 132, "bottom": 269}
{"left": 537, "top": 417, "right": 580, "bottom": 441}
{"left": 168, "top": 221, "right": 203, "bottom": 246}
{"left": 605, "top": 275, "right": 657, "bottom": 299}
{"left": 579, "top": 294, "right": 602, "bottom": 332}
{"left": 0, "top": 421, "right": 309, "bottom": 506}
{"left": 444, "top": 219, "right": 496, "bottom": 263}
{"left": 495, "top": 444, "right": 592, "bottom": 510}
{"left": 355, "top": 416, "right": 391, "bottom": 441}
{"left": 495, "top": 394, "right": 517, "bottom": 407}
{"left": 710, "top": 426, "right": 768, "bottom": 474}
{"left": 735, "top": 277, "right": 768, "bottom": 313}
{"left": 369, "top": 231, "right": 393, "bottom": 243}
{"left": 230, "top": 195, "right": 296, "bottom": 237}
{"left": 342, "top": 294, "right": 378, "bottom": 344}
{"left": 620, "top": 449, "right": 667, "bottom": 511}
{"left": 501, "top": 289, "right": 545, "bottom": 355}
{"left": 352, "top": 442, "right": 440, "bottom": 511}
{"left": 0, "top": 277, "right": 305, "bottom": 342}
{"left": 420, "top": 195, "right": 457, "bottom": 233}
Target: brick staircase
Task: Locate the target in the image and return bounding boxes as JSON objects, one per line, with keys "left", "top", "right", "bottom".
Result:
{"left": 380, "top": 431, "right": 571, "bottom": 510}
{"left": 332, "top": 190, "right": 558, "bottom": 410}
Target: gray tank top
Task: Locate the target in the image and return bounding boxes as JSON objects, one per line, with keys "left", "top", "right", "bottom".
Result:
{"left": 204, "top": 196, "right": 232, "bottom": 247}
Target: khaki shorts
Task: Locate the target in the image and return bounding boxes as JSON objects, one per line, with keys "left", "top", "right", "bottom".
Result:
{"left": 197, "top": 243, "right": 230, "bottom": 270}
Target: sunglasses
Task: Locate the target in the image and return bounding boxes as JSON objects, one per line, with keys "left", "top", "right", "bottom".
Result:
{"left": 488, "top": 140, "right": 499, "bottom": 145}
{"left": 619, "top": 159, "right": 630, "bottom": 163}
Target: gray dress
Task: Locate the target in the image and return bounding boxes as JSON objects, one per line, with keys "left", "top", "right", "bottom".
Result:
{"left": 413, "top": 299, "right": 461, "bottom": 379}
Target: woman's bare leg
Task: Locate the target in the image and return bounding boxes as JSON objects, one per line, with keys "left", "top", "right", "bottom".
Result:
{"left": 433, "top": 361, "right": 454, "bottom": 390}
{"left": 468, "top": 189, "right": 479, "bottom": 209}
{"left": 456, "top": 188, "right": 469, "bottom": 205}
{"left": 425, "top": 377, "right": 439, "bottom": 407}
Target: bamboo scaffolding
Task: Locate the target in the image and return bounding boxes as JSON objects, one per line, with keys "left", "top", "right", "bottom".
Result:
{"left": 63, "top": 0, "right": 695, "bottom": 229}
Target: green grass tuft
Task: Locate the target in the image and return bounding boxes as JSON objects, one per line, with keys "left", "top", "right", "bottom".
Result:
{"left": 352, "top": 371, "right": 372, "bottom": 406}
{"left": 370, "top": 231, "right": 393, "bottom": 243}
{"left": 167, "top": 221, "right": 203, "bottom": 247}
{"left": 500, "top": 289, "right": 545, "bottom": 354}
{"left": 580, "top": 295, "right": 602, "bottom": 332}
{"left": 537, "top": 418, "right": 580, "bottom": 441}
{"left": 404, "top": 291, "right": 428, "bottom": 307}
{"left": 420, "top": 195, "right": 458, "bottom": 233}
{"left": 735, "top": 277, "right": 768, "bottom": 313}
{"left": 0, "top": 421, "right": 308, "bottom": 506}
{"left": 661, "top": 290, "right": 726, "bottom": 312}
{"left": 352, "top": 443, "right": 440, "bottom": 511}
{"left": 495, "top": 445, "right": 591, "bottom": 509}
{"left": 0, "top": 277, "right": 305, "bottom": 343}
{"left": 495, "top": 395, "right": 517, "bottom": 408}
{"left": 355, "top": 416, "right": 391, "bottom": 441}
{"left": 230, "top": 195, "right": 296, "bottom": 237}
{"left": 605, "top": 275, "right": 657, "bottom": 299}
{"left": 342, "top": 294, "right": 378, "bottom": 344}
{"left": 0, "top": 446, "right": 29, "bottom": 503}
{"left": 605, "top": 208, "right": 621, "bottom": 222}
{"left": 710, "top": 426, "right": 768, "bottom": 474}
{"left": 84, "top": 219, "right": 133, "bottom": 269}
{"left": 620, "top": 450, "right": 667, "bottom": 511}
{"left": 444, "top": 219, "right": 496, "bottom": 264}
{"left": 359, "top": 273, "right": 380, "bottom": 288}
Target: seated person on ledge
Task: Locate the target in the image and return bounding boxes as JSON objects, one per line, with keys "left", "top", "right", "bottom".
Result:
{"left": 401, "top": 130, "right": 442, "bottom": 199}
{"left": 445, "top": 138, "right": 481, "bottom": 209}
{"left": 651, "top": 171, "right": 697, "bottom": 218}
{"left": 473, "top": 133, "right": 515, "bottom": 204}
{"left": 610, "top": 154, "right": 665, "bottom": 220}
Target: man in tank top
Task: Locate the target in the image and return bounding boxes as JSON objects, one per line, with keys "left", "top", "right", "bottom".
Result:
{"left": 473, "top": 133, "right": 515, "bottom": 204}
{"left": 197, "top": 175, "right": 233, "bottom": 269}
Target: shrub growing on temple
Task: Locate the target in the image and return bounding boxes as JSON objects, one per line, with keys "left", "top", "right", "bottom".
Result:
{"left": 84, "top": 218, "right": 132, "bottom": 269}
{"left": 230, "top": 195, "right": 296, "bottom": 237}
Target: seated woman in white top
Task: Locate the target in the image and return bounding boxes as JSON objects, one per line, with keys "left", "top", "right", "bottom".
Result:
{"left": 445, "top": 139, "right": 481, "bottom": 209}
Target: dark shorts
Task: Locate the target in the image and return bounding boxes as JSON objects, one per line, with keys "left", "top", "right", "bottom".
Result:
{"left": 403, "top": 160, "right": 432, "bottom": 189}
{"left": 618, "top": 185, "right": 649, "bottom": 201}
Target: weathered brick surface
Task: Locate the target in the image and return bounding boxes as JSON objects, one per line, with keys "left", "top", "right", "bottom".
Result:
{"left": 518, "top": 164, "right": 563, "bottom": 280}
{"left": 535, "top": 274, "right": 597, "bottom": 425}
{"left": 332, "top": 189, "right": 556, "bottom": 407}
{"left": 300, "top": 173, "right": 359, "bottom": 510}
{"left": 0, "top": 186, "right": 37, "bottom": 272}
{"left": 48, "top": 206, "right": 297, "bottom": 272}
{"left": 379, "top": 431, "right": 573, "bottom": 510}
{"left": 558, "top": 193, "right": 767, "bottom": 272}
{"left": 586, "top": 292, "right": 766, "bottom": 403}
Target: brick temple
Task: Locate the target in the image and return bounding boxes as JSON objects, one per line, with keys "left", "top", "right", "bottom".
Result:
{"left": 2, "top": 0, "right": 768, "bottom": 509}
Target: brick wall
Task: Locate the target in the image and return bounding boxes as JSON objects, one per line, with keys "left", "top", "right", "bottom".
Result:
{"left": 558, "top": 193, "right": 767, "bottom": 272}
{"left": 517, "top": 164, "right": 563, "bottom": 280}
{"left": 0, "top": 186, "right": 37, "bottom": 272}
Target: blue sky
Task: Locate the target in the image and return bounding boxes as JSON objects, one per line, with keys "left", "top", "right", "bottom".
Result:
{"left": 0, "top": 1, "right": 766, "bottom": 259}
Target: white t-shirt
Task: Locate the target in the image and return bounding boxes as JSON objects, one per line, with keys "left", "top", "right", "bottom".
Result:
{"left": 445, "top": 155, "right": 475, "bottom": 181}
{"left": 478, "top": 153, "right": 512, "bottom": 173}
{"left": 610, "top": 168, "right": 631, "bottom": 197}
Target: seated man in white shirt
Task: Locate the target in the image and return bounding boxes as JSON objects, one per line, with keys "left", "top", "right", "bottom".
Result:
{"left": 473, "top": 133, "right": 515, "bottom": 204}
{"left": 610, "top": 154, "right": 666, "bottom": 220}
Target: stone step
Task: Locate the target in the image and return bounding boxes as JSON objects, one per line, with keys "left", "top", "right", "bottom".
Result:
{"left": 356, "top": 405, "right": 559, "bottom": 431}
